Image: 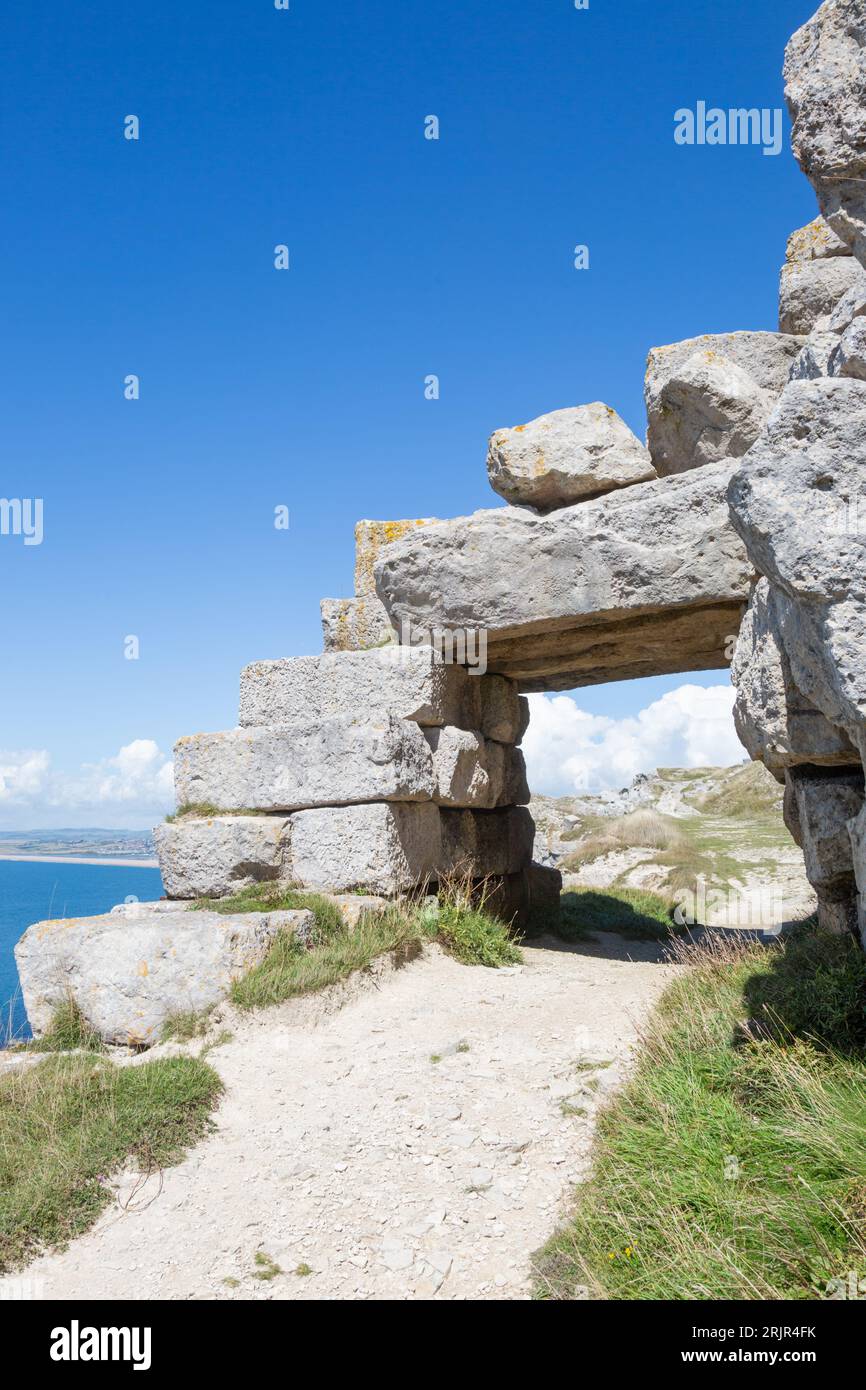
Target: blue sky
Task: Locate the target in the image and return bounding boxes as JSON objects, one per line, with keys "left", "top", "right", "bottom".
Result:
{"left": 0, "top": 0, "right": 821, "bottom": 825}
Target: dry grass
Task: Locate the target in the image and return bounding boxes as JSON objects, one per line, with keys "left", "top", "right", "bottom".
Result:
{"left": 563, "top": 809, "right": 686, "bottom": 871}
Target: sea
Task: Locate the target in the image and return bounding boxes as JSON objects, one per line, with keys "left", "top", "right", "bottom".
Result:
{"left": 0, "top": 859, "right": 164, "bottom": 1044}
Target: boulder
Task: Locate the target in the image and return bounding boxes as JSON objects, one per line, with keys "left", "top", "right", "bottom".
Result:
{"left": 14, "top": 902, "right": 313, "bottom": 1046}
{"left": 320, "top": 595, "right": 395, "bottom": 652}
{"left": 289, "top": 802, "right": 442, "bottom": 894}
{"left": 173, "top": 716, "right": 436, "bottom": 813}
{"left": 483, "top": 863, "right": 563, "bottom": 929}
{"left": 154, "top": 814, "right": 293, "bottom": 899}
{"left": 376, "top": 460, "right": 751, "bottom": 691}
{"left": 785, "top": 215, "right": 852, "bottom": 262}
{"left": 645, "top": 331, "right": 804, "bottom": 476}
{"left": 732, "top": 579, "right": 858, "bottom": 774}
{"left": 785, "top": 0, "right": 866, "bottom": 266}
{"left": 779, "top": 254, "right": 864, "bottom": 334}
{"left": 486, "top": 403, "right": 655, "bottom": 510}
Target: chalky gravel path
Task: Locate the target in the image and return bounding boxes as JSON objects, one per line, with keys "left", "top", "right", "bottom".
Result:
{"left": 9, "top": 937, "right": 677, "bottom": 1301}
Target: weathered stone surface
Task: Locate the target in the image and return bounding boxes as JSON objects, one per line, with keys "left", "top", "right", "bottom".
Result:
{"left": 784, "top": 766, "right": 864, "bottom": 910}
{"left": 377, "top": 461, "right": 750, "bottom": 691}
{"left": 15, "top": 903, "right": 313, "bottom": 1046}
{"left": 240, "top": 647, "right": 478, "bottom": 731}
{"left": 486, "top": 403, "right": 655, "bottom": 510}
{"left": 785, "top": 0, "right": 866, "bottom": 266}
{"left": 779, "top": 254, "right": 864, "bottom": 334}
{"left": 828, "top": 269, "right": 866, "bottom": 330}
{"left": 174, "top": 716, "right": 436, "bottom": 813}
{"left": 483, "top": 863, "right": 563, "bottom": 928}
{"left": 833, "top": 317, "right": 866, "bottom": 377}
{"left": 321, "top": 596, "right": 395, "bottom": 653}
{"left": 354, "top": 520, "right": 437, "bottom": 597}
{"left": 289, "top": 802, "right": 442, "bottom": 894}
{"left": 728, "top": 378, "right": 866, "bottom": 746}
{"left": 645, "top": 332, "right": 804, "bottom": 475}
{"left": 439, "top": 807, "right": 535, "bottom": 879}
{"left": 732, "top": 579, "right": 858, "bottom": 774}
{"left": 786, "top": 215, "right": 852, "bottom": 262}
{"left": 789, "top": 329, "right": 844, "bottom": 380}
{"left": 846, "top": 801, "right": 866, "bottom": 946}
{"left": 423, "top": 727, "right": 529, "bottom": 808}
{"left": 154, "top": 815, "right": 293, "bottom": 900}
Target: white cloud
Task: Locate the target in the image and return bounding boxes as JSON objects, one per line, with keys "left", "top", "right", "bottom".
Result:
{"left": 0, "top": 740, "right": 174, "bottom": 829}
{"left": 522, "top": 684, "right": 745, "bottom": 797}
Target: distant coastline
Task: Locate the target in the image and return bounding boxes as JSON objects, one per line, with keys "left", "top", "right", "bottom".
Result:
{"left": 0, "top": 854, "right": 159, "bottom": 868}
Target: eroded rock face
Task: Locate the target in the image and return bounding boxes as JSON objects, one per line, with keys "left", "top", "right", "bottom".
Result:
{"left": 732, "top": 579, "right": 858, "bottom": 776}
{"left": 486, "top": 403, "right": 655, "bottom": 510}
{"left": 14, "top": 902, "right": 314, "bottom": 1046}
{"left": 779, "top": 255, "right": 863, "bottom": 334}
{"left": 783, "top": 767, "right": 864, "bottom": 933}
{"left": 645, "top": 332, "right": 804, "bottom": 474}
{"left": 729, "top": 378, "right": 866, "bottom": 747}
{"left": 377, "top": 460, "right": 750, "bottom": 690}
{"left": 785, "top": 0, "right": 866, "bottom": 266}
{"left": 786, "top": 215, "right": 852, "bottom": 261}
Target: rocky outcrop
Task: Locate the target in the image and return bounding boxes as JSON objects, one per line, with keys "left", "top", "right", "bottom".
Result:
{"left": 785, "top": 0, "right": 866, "bottom": 267}
{"left": 15, "top": 901, "right": 314, "bottom": 1046}
{"left": 486, "top": 403, "right": 655, "bottom": 510}
{"left": 645, "top": 332, "right": 804, "bottom": 475}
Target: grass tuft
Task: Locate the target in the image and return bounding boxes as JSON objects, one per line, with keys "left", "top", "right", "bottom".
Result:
{"left": 535, "top": 923, "right": 866, "bottom": 1301}
{"left": 19, "top": 1000, "right": 105, "bottom": 1055}
{"left": 0, "top": 1054, "right": 222, "bottom": 1273}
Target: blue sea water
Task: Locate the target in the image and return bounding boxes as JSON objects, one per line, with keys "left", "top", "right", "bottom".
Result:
{"left": 0, "top": 860, "right": 164, "bottom": 1044}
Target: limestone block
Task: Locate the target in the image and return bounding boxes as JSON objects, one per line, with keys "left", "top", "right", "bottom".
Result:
{"left": 645, "top": 332, "right": 804, "bottom": 475}
{"left": 779, "top": 255, "right": 863, "bottom": 334}
{"left": 173, "top": 716, "right": 435, "bottom": 813}
{"left": 290, "top": 802, "right": 443, "bottom": 894}
{"left": 14, "top": 904, "right": 313, "bottom": 1046}
{"left": 154, "top": 814, "right": 293, "bottom": 900}
{"left": 239, "top": 647, "right": 481, "bottom": 731}
{"left": 320, "top": 596, "right": 395, "bottom": 653}
{"left": 486, "top": 403, "right": 656, "bottom": 510}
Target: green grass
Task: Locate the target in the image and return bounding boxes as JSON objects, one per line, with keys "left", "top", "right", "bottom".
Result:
{"left": 692, "top": 761, "right": 783, "bottom": 818}
{"left": 559, "top": 888, "right": 684, "bottom": 941}
{"left": 165, "top": 804, "right": 265, "bottom": 822}
{"left": 0, "top": 1053, "right": 222, "bottom": 1273}
{"left": 227, "top": 886, "right": 522, "bottom": 1011}
{"left": 436, "top": 903, "right": 523, "bottom": 966}
{"left": 535, "top": 924, "right": 866, "bottom": 1300}
{"left": 17, "top": 1000, "right": 104, "bottom": 1054}
{"left": 193, "top": 881, "right": 346, "bottom": 942}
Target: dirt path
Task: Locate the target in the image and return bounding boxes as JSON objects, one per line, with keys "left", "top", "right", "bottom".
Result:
{"left": 6, "top": 936, "right": 678, "bottom": 1302}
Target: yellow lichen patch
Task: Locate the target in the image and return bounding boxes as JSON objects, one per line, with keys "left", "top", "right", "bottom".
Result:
{"left": 353, "top": 518, "right": 436, "bottom": 597}
{"left": 138, "top": 960, "right": 149, "bottom": 977}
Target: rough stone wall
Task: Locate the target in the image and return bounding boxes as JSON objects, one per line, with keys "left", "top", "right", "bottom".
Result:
{"left": 728, "top": 0, "right": 866, "bottom": 945}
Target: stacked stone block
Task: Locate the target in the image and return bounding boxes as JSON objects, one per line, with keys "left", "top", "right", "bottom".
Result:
{"left": 155, "top": 645, "right": 553, "bottom": 916}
